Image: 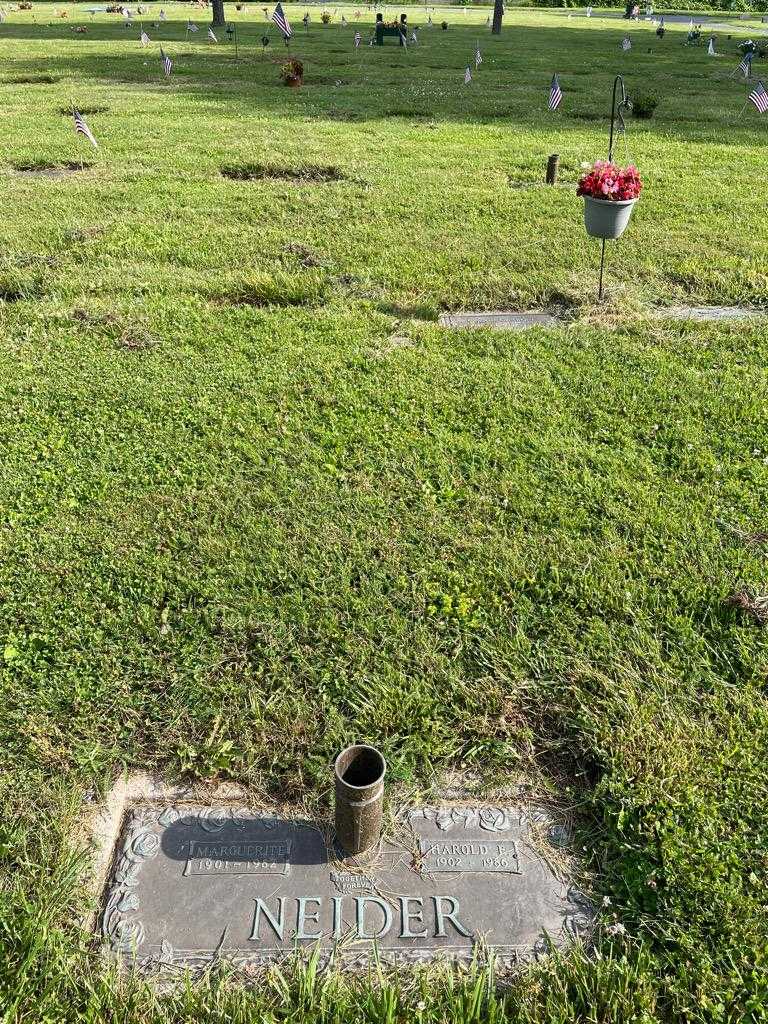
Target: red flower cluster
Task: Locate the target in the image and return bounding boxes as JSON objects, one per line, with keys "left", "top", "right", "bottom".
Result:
{"left": 577, "top": 161, "right": 642, "bottom": 201}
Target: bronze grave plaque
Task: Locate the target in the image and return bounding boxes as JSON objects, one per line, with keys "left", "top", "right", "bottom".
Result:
{"left": 101, "top": 805, "right": 591, "bottom": 971}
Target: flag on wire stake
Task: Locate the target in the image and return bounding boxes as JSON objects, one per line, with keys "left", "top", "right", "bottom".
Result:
{"left": 548, "top": 73, "right": 562, "bottom": 110}
{"left": 208, "top": 26, "right": 217, "bottom": 41}
{"left": 475, "top": 42, "right": 482, "bottom": 67}
{"left": 140, "top": 29, "right": 150, "bottom": 45}
{"left": 464, "top": 66, "right": 472, "bottom": 84}
{"left": 341, "top": 14, "right": 347, "bottom": 26}
{"left": 187, "top": 20, "right": 198, "bottom": 32}
{"left": 621, "top": 35, "right": 631, "bottom": 51}
{"left": 159, "top": 7, "right": 166, "bottom": 19}
{"left": 160, "top": 46, "right": 172, "bottom": 77}
{"left": 354, "top": 29, "right": 360, "bottom": 47}
{"left": 748, "top": 79, "right": 768, "bottom": 112}
{"left": 272, "top": 2, "right": 292, "bottom": 38}
{"left": 73, "top": 108, "right": 98, "bottom": 147}
{"left": 737, "top": 53, "right": 752, "bottom": 78}
{"left": 707, "top": 37, "right": 715, "bottom": 55}
{"left": 410, "top": 28, "right": 417, "bottom": 44}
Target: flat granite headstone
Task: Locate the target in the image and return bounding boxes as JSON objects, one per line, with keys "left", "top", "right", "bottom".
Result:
{"left": 101, "top": 804, "right": 592, "bottom": 972}
{"left": 660, "top": 306, "right": 761, "bottom": 322}
{"left": 438, "top": 312, "right": 558, "bottom": 331}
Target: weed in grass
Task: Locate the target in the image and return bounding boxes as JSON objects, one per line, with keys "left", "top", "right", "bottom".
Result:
{"left": 0, "top": 269, "right": 43, "bottom": 302}
{"left": 222, "top": 269, "right": 328, "bottom": 307}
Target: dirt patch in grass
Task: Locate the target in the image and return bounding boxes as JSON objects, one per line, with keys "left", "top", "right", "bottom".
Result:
{"left": 284, "top": 243, "right": 326, "bottom": 268}
{"left": 65, "top": 225, "right": 106, "bottom": 243}
{"left": 72, "top": 308, "right": 119, "bottom": 326}
{"left": 13, "top": 160, "right": 93, "bottom": 178}
{"left": 2, "top": 73, "right": 60, "bottom": 84}
{"left": 117, "top": 324, "right": 160, "bottom": 351}
{"left": 726, "top": 586, "right": 768, "bottom": 626}
{"left": 221, "top": 163, "right": 347, "bottom": 183}
{"left": 367, "top": 333, "right": 417, "bottom": 359}
{"left": 71, "top": 309, "right": 159, "bottom": 350}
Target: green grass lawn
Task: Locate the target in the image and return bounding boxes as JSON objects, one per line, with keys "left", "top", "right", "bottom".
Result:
{"left": 1, "top": 2, "right": 768, "bottom": 1021}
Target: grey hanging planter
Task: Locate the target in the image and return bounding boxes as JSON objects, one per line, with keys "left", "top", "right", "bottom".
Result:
{"left": 583, "top": 195, "right": 637, "bottom": 240}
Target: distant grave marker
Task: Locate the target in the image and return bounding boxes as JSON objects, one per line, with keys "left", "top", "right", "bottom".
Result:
{"left": 659, "top": 305, "right": 762, "bottom": 322}
{"left": 438, "top": 311, "right": 558, "bottom": 331}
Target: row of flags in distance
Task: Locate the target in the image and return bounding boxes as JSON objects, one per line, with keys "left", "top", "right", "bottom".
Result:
{"left": 69, "top": 4, "right": 768, "bottom": 145}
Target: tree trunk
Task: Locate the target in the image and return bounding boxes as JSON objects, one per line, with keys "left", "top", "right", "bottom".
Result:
{"left": 211, "top": 0, "right": 225, "bottom": 26}
{"left": 491, "top": 0, "right": 503, "bottom": 34}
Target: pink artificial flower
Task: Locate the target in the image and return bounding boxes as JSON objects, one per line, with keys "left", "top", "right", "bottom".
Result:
{"left": 577, "top": 161, "right": 642, "bottom": 201}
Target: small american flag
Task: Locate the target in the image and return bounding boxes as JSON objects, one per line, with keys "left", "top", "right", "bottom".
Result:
{"left": 159, "top": 7, "right": 166, "bottom": 19}
{"left": 621, "top": 36, "right": 631, "bottom": 51}
{"left": 737, "top": 53, "right": 753, "bottom": 78}
{"left": 410, "top": 28, "right": 417, "bottom": 43}
{"left": 187, "top": 20, "right": 198, "bottom": 32}
{"left": 272, "top": 2, "right": 292, "bottom": 38}
{"left": 548, "top": 73, "right": 562, "bottom": 110}
{"left": 748, "top": 79, "right": 768, "bottom": 112}
{"left": 475, "top": 45, "right": 482, "bottom": 67}
{"left": 341, "top": 14, "right": 347, "bottom": 26}
{"left": 73, "top": 108, "right": 98, "bottom": 147}
{"left": 354, "top": 30, "right": 360, "bottom": 47}
{"left": 207, "top": 27, "right": 217, "bottom": 40}
{"left": 140, "top": 29, "right": 150, "bottom": 45}
{"left": 707, "top": 37, "right": 715, "bottom": 55}
{"left": 160, "top": 46, "right": 172, "bottom": 76}
{"left": 464, "top": 66, "right": 472, "bottom": 84}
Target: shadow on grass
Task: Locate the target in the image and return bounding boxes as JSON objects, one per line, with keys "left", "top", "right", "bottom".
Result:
{"left": 0, "top": 18, "right": 763, "bottom": 142}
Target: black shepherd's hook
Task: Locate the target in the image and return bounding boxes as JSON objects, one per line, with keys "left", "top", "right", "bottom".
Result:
{"left": 608, "top": 74, "right": 628, "bottom": 162}
{"left": 599, "top": 75, "right": 630, "bottom": 300}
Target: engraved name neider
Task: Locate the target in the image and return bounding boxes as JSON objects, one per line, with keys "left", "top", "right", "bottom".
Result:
{"left": 419, "top": 839, "right": 521, "bottom": 873}
{"left": 183, "top": 840, "right": 292, "bottom": 876}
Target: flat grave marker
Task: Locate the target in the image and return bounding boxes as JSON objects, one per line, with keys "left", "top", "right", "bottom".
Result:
{"left": 659, "top": 305, "right": 762, "bottom": 322}
{"left": 101, "top": 803, "right": 592, "bottom": 972}
{"left": 438, "top": 312, "right": 558, "bottom": 331}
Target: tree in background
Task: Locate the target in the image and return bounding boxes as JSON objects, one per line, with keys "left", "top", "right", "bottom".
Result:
{"left": 492, "top": 0, "right": 503, "bottom": 34}
{"left": 211, "top": 0, "right": 225, "bottom": 26}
